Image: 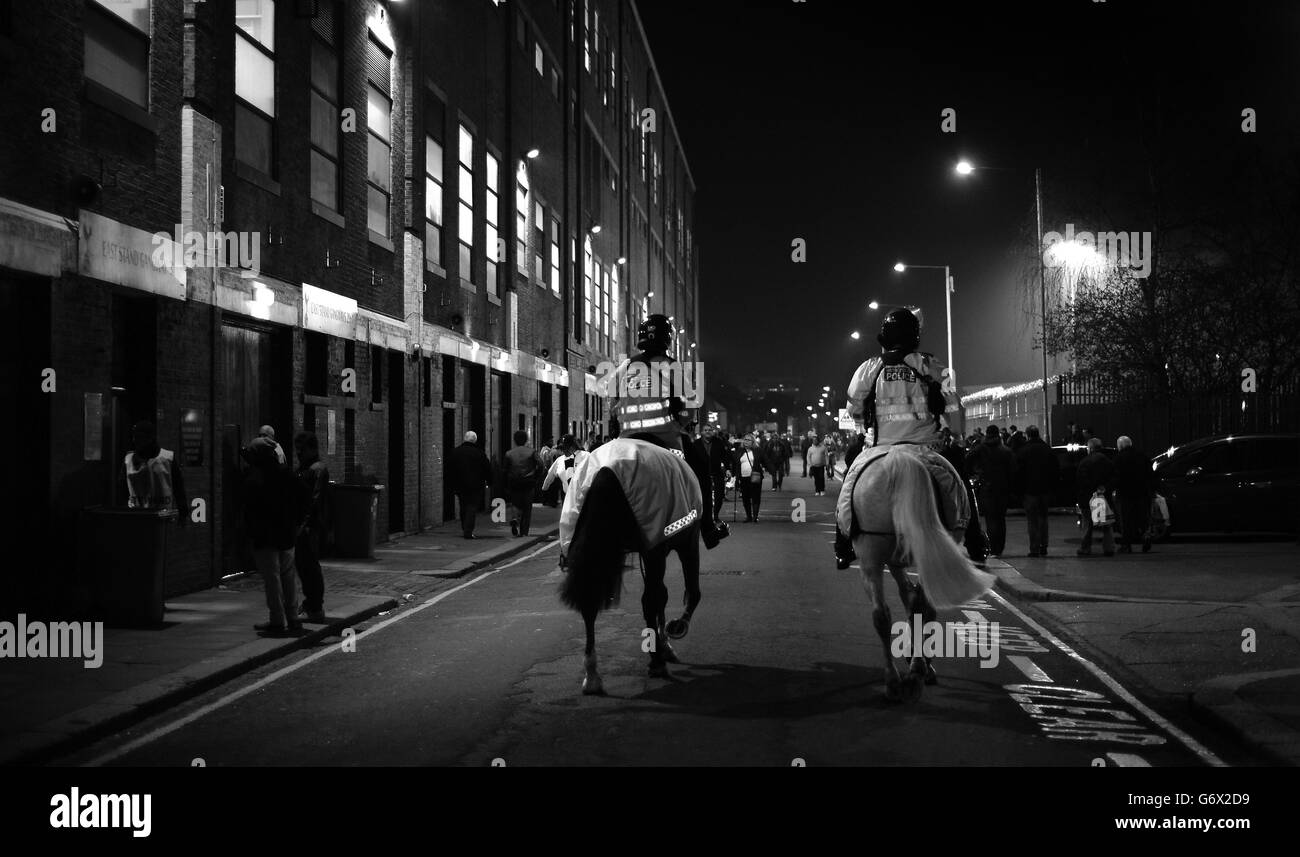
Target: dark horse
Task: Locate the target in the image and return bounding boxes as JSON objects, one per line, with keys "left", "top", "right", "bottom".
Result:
{"left": 558, "top": 441, "right": 703, "bottom": 695}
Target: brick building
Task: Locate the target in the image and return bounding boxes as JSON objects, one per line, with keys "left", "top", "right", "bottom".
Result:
{"left": 0, "top": 0, "right": 700, "bottom": 613}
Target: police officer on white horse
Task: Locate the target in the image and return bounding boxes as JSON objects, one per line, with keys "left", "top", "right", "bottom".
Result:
{"left": 833, "top": 307, "right": 966, "bottom": 567}
{"left": 599, "top": 313, "right": 727, "bottom": 550}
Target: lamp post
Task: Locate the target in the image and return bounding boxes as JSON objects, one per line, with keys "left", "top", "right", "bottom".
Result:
{"left": 892, "top": 263, "right": 954, "bottom": 378}
{"left": 955, "top": 160, "right": 1052, "bottom": 441}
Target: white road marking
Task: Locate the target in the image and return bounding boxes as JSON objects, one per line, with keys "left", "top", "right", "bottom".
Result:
{"left": 1007, "top": 656, "right": 1053, "bottom": 683}
{"left": 85, "top": 541, "right": 560, "bottom": 767}
{"left": 1106, "top": 752, "right": 1152, "bottom": 767}
{"left": 986, "top": 588, "right": 1226, "bottom": 767}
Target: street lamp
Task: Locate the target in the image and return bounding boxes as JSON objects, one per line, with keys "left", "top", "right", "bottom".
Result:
{"left": 850, "top": 331, "right": 861, "bottom": 340}
{"left": 955, "top": 160, "right": 1051, "bottom": 440}
{"left": 892, "top": 262, "right": 955, "bottom": 378}
{"left": 868, "top": 301, "right": 880, "bottom": 311}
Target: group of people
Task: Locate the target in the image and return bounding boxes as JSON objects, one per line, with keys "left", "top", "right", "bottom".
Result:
{"left": 952, "top": 423, "right": 1158, "bottom": 558}
{"left": 236, "top": 425, "right": 331, "bottom": 637}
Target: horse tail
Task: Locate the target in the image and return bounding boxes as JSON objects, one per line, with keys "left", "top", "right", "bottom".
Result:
{"left": 559, "top": 468, "right": 637, "bottom": 614}
{"left": 888, "top": 452, "right": 995, "bottom": 609}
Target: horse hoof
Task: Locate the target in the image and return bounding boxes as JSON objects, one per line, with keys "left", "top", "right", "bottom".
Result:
{"left": 582, "top": 676, "right": 606, "bottom": 696}
{"left": 648, "top": 661, "right": 670, "bottom": 679}
{"left": 665, "top": 616, "right": 690, "bottom": 639}
{"left": 925, "top": 663, "right": 938, "bottom": 686}
{"left": 900, "top": 674, "right": 924, "bottom": 703}
{"left": 884, "top": 677, "right": 903, "bottom": 703}
{"left": 660, "top": 642, "right": 681, "bottom": 664}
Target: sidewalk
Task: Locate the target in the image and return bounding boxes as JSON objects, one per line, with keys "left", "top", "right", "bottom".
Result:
{"left": 0, "top": 505, "right": 560, "bottom": 766}
{"left": 987, "top": 512, "right": 1300, "bottom": 765}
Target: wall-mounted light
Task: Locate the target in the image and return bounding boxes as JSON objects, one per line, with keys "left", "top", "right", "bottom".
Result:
{"left": 617, "top": 257, "right": 627, "bottom": 265}
{"left": 590, "top": 224, "right": 602, "bottom": 235}
{"left": 526, "top": 148, "right": 541, "bottom": 160}
{"left": 646, "top": 291, "right": 655, "bottom": 299}
{"left": 249, "top": 282, "right": 274, "bottom": 320}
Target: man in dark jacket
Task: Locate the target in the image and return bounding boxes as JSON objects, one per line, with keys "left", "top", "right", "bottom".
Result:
{"left": 243, "top": 437, "right": 310, "bottom": 636}
{"left": 696, "top": 423, "right": 730, "bottom": 522}
{"left": 293, "top": 431, "right": 330, "bottom": 622}
{"left": 1076, "top": 437, "right": 1116, "bottom": 556}
{"left": 965, "top": 425, "right": 1016, "bottom": 557}
{"left": 448, "top": 431, "right": 492, "bottom": 539}
{"left": 1113, "top": 435, "right": 1155, "bottom": 554}
{"left": 734, "top": 434, "right": 766, "bottom": 522}
{"left": 504, "top": 431, "right": 543, "bottom": 537}
{"left": 1015, "top": 425, "right": 1059, "bottom": 557}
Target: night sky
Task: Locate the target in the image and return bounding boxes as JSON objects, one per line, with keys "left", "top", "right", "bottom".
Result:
{"left": 637, "top": 0, "right": 1300, "bottom": 395}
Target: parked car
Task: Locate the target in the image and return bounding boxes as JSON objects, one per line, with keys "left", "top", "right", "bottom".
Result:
{"left": 1152, "top": 434, "right": 1299, "bottom": 535}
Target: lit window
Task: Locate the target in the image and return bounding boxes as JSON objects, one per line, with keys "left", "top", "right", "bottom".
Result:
{"left": 516, "top": 162, "right": 530, "bottom": 274}
{"left": 486, "top": 152, "right": 501, "bottom": 296}
{"left": 425, "top": 136, "right": 444, "bottom": 267}
{"left": 550, "top": 217, "right": 561, "bottom": 297}
{"left": 366, "top": 36, "right": 393, "bottom": 237}
{"left": 458, "top": 125, "right": 475, "bottom": 282}
{"left": 234, "top": 0, "right": 276, "bottom": 175}
{"left": 85, "top": 0, "right": 151, "bottom": 109}
{"left": 535, "top": 44, "right": 544, "bottom": 76}
{"left": 583, "top": 237, "right": 593, "bottom": 327}
{"left": 309, "top": 4, "right": 341, "bottom": 211}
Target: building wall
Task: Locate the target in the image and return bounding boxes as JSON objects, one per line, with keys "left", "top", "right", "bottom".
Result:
{"left": 0, "top": 0, "right": 701, "bottom": 612}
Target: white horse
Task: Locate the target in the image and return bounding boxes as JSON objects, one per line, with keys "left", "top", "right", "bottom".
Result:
{"left": 838, "top": 446, "right": 996, "bottom": 702}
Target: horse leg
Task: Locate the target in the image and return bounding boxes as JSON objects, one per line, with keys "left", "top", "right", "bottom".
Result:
{"left": 888, "top": 567, "right": 929, "bottom": 700}
{"left": 857, "top": 535, "right": 903, "bottom": 702}
{"left": 667, "top": 528, "right": 702, "bottom": 639}
{"left": 642, "top": 550, "right": 672, "bottom": 677}
{"left": 581, "top": 604, "right": 605, "bottom": 696}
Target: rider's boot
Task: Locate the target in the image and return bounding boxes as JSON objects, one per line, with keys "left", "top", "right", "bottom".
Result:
{"left": 834, "top": 525, "right": 857, "bottom": 570}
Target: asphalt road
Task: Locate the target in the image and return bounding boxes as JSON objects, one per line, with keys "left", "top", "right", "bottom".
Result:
{"left": 62, "top": 491, "right": 1253, "bottom": 767}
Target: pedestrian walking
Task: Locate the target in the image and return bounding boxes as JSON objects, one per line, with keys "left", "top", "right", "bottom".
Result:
{"left": 800, "top": 430, "right": 814, "bottom": 477}
{"left": 504, "top": 431, "right": 543, "bottom": 537}
{"left": 807, "top": 436, "right": 828, "bottom": 496}
{"left": 541, "top": 434, "right": 588, "bottom": 505}
{"left": 696, "top": 423, "right": 730, "bottom": 521}
{"left": 1007, "top": 425, "right": 1027, "bottom": 453}
{"left": 1015, "top": 425, "right": 1059, "bottom": 557}
{"left": 448, "top": 431, "right": 492, "bottom": 540}
{"left": 734, "top": 433, "right": 765, "bottom": 521}
{"left": 1076, "top": 437, "right": 1116, "bottom": 556}
{"left": 965, "top": 425, "right": 1016, "bottom": 557}
{"left": 292, "top": 431, "right": 330, "bottom": 623}
{"left": 242, "top": 437, "right": 310, "bottom": 637}
{"left": 1113, "top": 435, "right": 1155, "bottom": 554}
{"left": 763, "top": 432, "right": 784, "bottom": 491}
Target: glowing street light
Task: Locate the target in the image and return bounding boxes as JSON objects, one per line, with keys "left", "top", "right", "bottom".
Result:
{"left": 868, "top": 301, "right": 880, "bottom": 311}
{"left": 893, "top": 262, "right": 907, "bottom": 273}
{"left": 850, "top": 331, "right": 861, "bottom": 340}
{"left": 955, "top": 160, "right": 974, "bottom": 176}
{"left": 526, "top": 148, "right": 541, "bottom": 160}
{"left": 893, "top": 261, "right": 955, "bottom": 377}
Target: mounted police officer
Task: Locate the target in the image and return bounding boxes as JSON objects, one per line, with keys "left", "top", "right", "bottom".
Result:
{"left": 833, "top": 308, "right": 968, "bottom": 567}
{"left": 598, "top": 314, "right": 727, "bottom": 550}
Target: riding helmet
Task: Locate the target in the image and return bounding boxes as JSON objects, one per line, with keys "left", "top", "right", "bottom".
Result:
{"left": 878, "top": 308, "right": 921, "bottom": 352}
{"left": 637, "top": 313, "right": 674, "bottom": 352}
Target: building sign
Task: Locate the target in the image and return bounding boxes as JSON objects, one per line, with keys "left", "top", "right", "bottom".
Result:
{"left": 180, "top": 409, "right": 204, "bottom": 466}
{"left": 302, "top": 283, "right": 358, "bottom": 339}
{"left": 358, "top": 308, "right": 410, "bottom": 352}
{"left": 838, "top": 408, "right": 857, "bottom": 431}
{"left": 78, "top": 210, "right": 186, "bottom": 301}
{"left": 84, "top": 393, "right": 102, "bottom": 461}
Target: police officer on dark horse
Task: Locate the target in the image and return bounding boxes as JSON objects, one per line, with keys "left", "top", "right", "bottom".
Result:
{"left": 601, "top": 313, "right": 728, "bottom": 555}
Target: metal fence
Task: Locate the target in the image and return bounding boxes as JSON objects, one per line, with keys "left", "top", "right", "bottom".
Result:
{"left": 1054, "top": 375, "right": 1299, "bottom": 452}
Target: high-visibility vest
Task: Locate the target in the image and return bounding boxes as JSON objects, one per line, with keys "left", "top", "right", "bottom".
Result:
{"left": 600, "top": 355, "right": 680, "bottom": 436}
{"left": 847, "top": 352, "right": 960, "bottom": 447}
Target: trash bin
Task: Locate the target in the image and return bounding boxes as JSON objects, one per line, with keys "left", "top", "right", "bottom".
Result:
{"left": 330, "top": 483, "right": 383, "bottom": 558}
{"left": 80, "top": 507, "right": 176, "bottom": 626}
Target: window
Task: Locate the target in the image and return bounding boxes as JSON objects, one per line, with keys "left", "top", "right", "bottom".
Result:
{"left": 85, "top": 0, "right": 150, "bottom": 109}
{"left": 550, "top": 67, "right": 560, "bottom": 100}
{"left": 515, "top": 162, "right": 530, "bottom": 274}
{"left": 550, "top": 217, "right": 562, "bottom": 297}
{"left": 534, "top": 201, "right": 545, "bottom": 283}
{"left": 583, "top": 237, "right": 593, "bottom": 327}
{"left": 606, "top": 42, "right": 615, "bottom": 108}
{"left": 235, "top": 0, "right": 276, "bottom": 175}
{"left": 486, "top": 152, "right": 501, "bottom": 296}
{"left": 309, "top": 3, "right": 340, "bottom": 210}
{"left": 600, "top": 265, "right": 610, "bottom": 340}
{"left": 366, "top": 36, "right": 393, "bottom": 237}
{"left": 582, "top": 0, "right": 590, "bottom": 71}
{"left": 425, "top": 134, "right": 444, "bottom": 267}
{"left": 652, "top": 149, "right": 660, "bottom": 206}
{"left": 458, "top": 125, "right": 474, "bottom": 282}
{"left": 611, "top": 265, "right": 620, "bottom": 348}
{"left": 535, "top": 44, "right": 544, "bottom": 76}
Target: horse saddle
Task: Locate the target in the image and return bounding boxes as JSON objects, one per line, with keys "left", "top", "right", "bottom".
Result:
{"left": 560, "top": 438, "right": 703, "bottom": 556}
{"left": 836, "top": 444, "right": 970, "bottom": 538}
